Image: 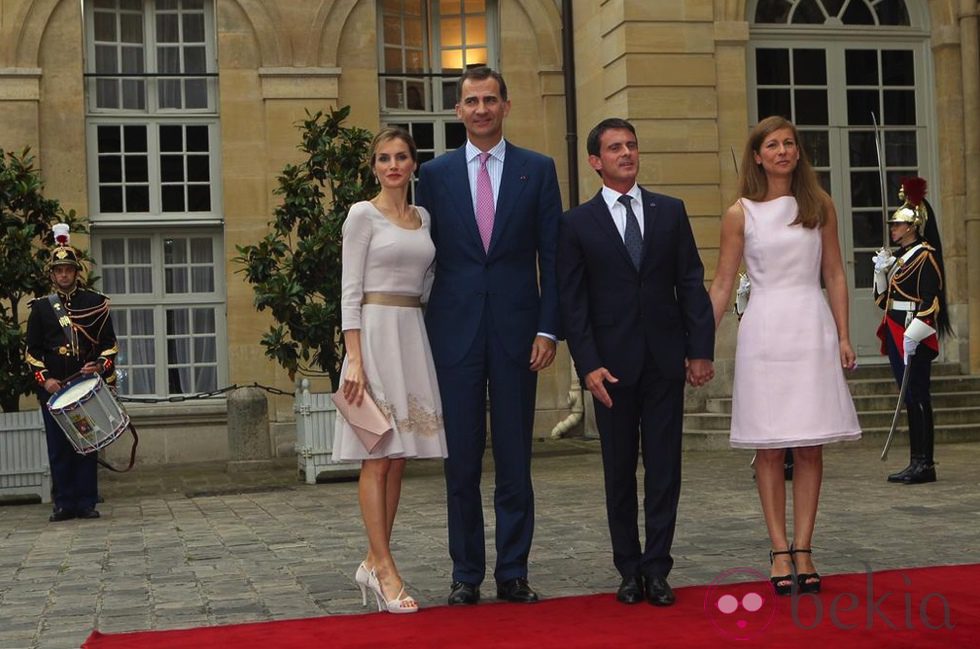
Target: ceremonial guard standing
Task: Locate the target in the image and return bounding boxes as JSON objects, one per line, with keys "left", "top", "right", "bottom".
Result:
{"left": 873, "top": 178, "right": 951, "bottom": 484}
{"left": 25, "top": 224, "right": 118, "bottom": 521}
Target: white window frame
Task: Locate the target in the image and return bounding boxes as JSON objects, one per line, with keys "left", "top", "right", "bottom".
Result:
{"left": 84, "top": 0, "right": 222, "bottom": 224}
{"left": 84, "top": 0, "right": 219, "bottom": 116}
{"left": 85, "top": 118, "right": 223, "bottom": 223}
{"left": 84, "top": 1, "right": 227, "bottom": 396}
{"left": 92, "top": 229, "right": 228, "bottom": 397}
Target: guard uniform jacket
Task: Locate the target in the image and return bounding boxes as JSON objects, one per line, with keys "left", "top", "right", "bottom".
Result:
{"left": 874, "top": 239, "right": 942, "bottom": 359}
{"left": 25, "top": 285, "right": 118, "bottom": 390}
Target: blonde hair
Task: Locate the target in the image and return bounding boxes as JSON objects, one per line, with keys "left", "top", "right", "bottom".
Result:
{"left": 739, "top": 116, "right": 827, "bottom": 229}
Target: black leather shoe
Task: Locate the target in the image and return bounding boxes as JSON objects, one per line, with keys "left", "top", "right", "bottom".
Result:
{"left": 448, "top": 581, "right": 480, "bottom": 605}
{"left": 48, "top": 508, "right": 75, "bottom": 522}
{"left": 616, "top": 575, "right": 644, "bottom": 604}
{"left": 644, "top": 575, "right": 675, "bottom": 606}
{"left": 76, "top": 509, "right": 101, "bottom": 519}
{"left": 496, "top": 577, "right": 539, "bottom": 603}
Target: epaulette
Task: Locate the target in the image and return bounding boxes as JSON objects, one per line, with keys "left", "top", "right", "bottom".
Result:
{"left": 26, "top": 297, "right": 40, "bottom": 309}
{"left": 920, "top": 242, "right": 936, "bottom": 252}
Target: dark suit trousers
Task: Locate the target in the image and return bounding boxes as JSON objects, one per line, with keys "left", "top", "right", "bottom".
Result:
{"left": 437, "top": 313, "right": 537, "bottom": 586}
{"left": 592, "top": 357, "right": 684, "bottom": 580}
{"left": 40, "top": 395, "right": 98, "bottom": 513}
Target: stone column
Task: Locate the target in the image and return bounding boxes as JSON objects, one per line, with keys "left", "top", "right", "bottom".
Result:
{"left": 226, "top": 386, "right": 273, "bottom": 471}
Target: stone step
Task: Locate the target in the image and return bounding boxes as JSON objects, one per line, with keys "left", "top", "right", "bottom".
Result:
{"left": 706, "top": 390, "right": 980, "bottom": 414}
{"left": 845, "top": 374, "right": 980, "bottom": 396}
{"left": 685, "top": 406, "right": 980, "bottom": 431}
{"left": 849, "top": 362, "right": 962, "bottom": 380}
{"left": 682, "top": 422, "right": 980, "bottom": 451}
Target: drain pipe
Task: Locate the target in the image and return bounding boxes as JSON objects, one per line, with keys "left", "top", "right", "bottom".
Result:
{"left": 551, "top": 0, "right": 584, "bottom": 439}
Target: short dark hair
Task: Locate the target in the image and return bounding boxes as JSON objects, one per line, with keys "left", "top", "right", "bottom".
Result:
{"left": 456, "top": 66, "right": 508, "bottom": 103}
{"left": 586, "top": 118, "right": 636, "bottom": 157}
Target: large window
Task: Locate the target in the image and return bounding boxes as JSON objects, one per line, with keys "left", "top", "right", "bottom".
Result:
{"left": 98, "top": 233, "right": 225, "bottom": 396}
{"left": 85, "top": 0, "right": 219, "bottom": 222}
{"left": 85, "top": 0, "right": 226, "bottom": 396}
{"left": 749, "top": 0, "right": 932, "bottom": 358}
{"left": 378, "top": 0, "right": 497, "bottom": 174}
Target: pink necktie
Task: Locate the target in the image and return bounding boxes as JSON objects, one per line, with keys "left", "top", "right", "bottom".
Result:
{"left": 476, "top": 152, "right": 495, "bottom": 252}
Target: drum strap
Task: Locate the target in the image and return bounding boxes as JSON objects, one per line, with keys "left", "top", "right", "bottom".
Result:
{"left": 96, "top": 424, "right": 140, "bottom": 473}
{"left": 47, "top": 294, "right": 78, "bottom": 356}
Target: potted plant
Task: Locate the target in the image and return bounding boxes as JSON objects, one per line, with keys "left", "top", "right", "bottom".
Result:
{"left": 235, "top": 106, "right": 376, "bottom": 481}
{"left": 0, "top": 147, "right": 89, "bottom": 500}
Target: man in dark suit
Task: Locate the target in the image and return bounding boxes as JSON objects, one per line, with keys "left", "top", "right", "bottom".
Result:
{"left": 557, "top": 118, "right": 714, "bottom": 606}
{"left": 415, "top": 67, "right": 561, "bottom": 605}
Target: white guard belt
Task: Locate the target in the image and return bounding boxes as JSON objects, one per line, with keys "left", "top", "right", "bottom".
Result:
{"left": 886, "top": 300, "right": 918, "bottom": 312}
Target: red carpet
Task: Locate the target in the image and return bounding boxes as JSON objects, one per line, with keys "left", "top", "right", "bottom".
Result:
{"left": 83, "top": 564, "right": 979, "bottom": 648}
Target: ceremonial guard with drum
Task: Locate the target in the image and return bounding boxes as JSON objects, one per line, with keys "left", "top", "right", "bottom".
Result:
{"left": 873, "top": 177, "right": 952, "bottom": 485}
{"left": 25, "top": 224, "right": 118, "bottom": 521}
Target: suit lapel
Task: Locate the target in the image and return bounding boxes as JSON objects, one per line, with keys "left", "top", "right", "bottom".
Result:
{"left": 487, "top": 141, "right": 528, "bottom": 255}
{"left": 444, "top": 147, "right": 484, "bottom": 252}
{"left": 587, "top": 191, "right": 636, "bottom": 271}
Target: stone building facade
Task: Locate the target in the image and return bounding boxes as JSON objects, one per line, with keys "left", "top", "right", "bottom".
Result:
{"left": 1, "top": 0, "right": 977, "bottom": 461}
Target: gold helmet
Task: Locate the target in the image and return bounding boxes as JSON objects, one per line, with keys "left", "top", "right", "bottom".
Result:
{"left": 48, "top": 223, "right": 83, "bottom": 270}
{"left": 887, "top": 177, "right": 928, "bottom": 230}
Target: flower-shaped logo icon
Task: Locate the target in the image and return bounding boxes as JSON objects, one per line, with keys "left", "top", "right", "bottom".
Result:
{"left": 704, "top": 567, "right": 778, "bottom": 640}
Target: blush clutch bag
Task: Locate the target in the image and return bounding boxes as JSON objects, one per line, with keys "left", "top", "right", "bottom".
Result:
{"left": 331, "top": 391, "right": 393, "bottom": 454}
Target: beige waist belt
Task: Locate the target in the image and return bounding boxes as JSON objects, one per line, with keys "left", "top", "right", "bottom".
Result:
{"left": 361, "top": 292, "right": 423, "bottom": 308}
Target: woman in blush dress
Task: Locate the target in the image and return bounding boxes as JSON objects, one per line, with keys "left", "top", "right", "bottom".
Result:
{"left": 708, "top": 116, "right": 861, "bottom": 596}
{"left": 333, "top": 127, "right": 448, "bottom": 613}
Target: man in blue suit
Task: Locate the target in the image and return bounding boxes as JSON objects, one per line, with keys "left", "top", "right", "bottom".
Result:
{"left": 557, "top": 118, "right": 714, "bottom": 607}
{"left": 415, "top": 67, "right": 561, "bottom": 605}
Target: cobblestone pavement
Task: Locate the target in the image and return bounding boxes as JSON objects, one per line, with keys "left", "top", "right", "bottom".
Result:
{"left": 1, "top": 439, "right": 978, "bottom": 649}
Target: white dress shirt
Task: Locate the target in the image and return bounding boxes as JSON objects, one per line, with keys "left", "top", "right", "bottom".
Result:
{"left": 465, "top": 139, "right": 506, "bottom": 213}
{"left": 600, "top": 183, "right": 645, "bottom": 241}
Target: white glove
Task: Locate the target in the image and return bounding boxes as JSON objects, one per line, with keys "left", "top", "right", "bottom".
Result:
{"left": 872, "top": 249, "right": 894, "bottom": 294}
{"left": 872, "top": 248, "right": 894, "bottom": 272}
{"left": 733, "top": 273, "right": 750, "bottom": 318}
{"left": 903, "top": 336, "right": 918, "bottom": 360}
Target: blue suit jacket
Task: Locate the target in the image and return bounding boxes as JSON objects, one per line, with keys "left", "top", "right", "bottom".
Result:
{"left": 557, "top": 188, "right": 714, "bottom": 384}
{"left": 416, "top": 142, "right": 562, "bottom": 367}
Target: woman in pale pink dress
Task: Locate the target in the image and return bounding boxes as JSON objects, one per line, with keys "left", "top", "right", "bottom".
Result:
{"left": 334, "top": 127, "right": 448, "bottom": 613}
{"left": 708, "top": 116, "right": 861, "bottom": 596}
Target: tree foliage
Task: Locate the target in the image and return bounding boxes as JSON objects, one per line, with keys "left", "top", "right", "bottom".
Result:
{"left": 235, "top": 107, "right": 376, "bottom": 388}
{"left": 0, "top": 147, "right": 89, "bottom": 412}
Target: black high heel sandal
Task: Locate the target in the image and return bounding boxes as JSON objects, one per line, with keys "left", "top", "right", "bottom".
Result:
{"left": 791, "top": 547, "right": 821, "bottom": 594}
{"left": 769, "top": 549, "right": 794, "bottom": 596}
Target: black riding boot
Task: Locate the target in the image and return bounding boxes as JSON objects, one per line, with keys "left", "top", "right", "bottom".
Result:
{"left": 904, "top": 403, "right": 937, "bottom": 484}
{"left": 887, "top": 407, "right": 919, "bottom": 483}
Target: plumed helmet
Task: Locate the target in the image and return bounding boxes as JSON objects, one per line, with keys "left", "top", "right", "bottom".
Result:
{"left": 887, "top": 177, "right": 928, "bottom": 230}
{"left": 48, "top": 223, "right": 83, "bottom": 270}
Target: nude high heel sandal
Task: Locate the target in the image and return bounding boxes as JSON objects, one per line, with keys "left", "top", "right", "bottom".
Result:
{"left": 355, "top": 562, "right": 372, "bottom": 606}
{"left": 368, "top": 569, "right": 419, "bottom": 614}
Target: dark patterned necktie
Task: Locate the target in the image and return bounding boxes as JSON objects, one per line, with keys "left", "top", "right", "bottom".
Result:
{"left": 618, "top": 194, "right": 643, "bottom": 269}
